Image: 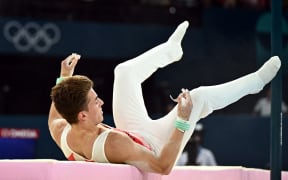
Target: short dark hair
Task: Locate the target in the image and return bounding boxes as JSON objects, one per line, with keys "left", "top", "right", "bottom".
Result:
{"left": 51, "top": 75, "right": 94, "bottom": 124}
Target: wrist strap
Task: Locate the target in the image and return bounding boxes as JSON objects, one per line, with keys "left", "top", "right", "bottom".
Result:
{"left": 56, "top": 77, "right": 66, "bottom": 84}
{"left": 175, "top": 117, "right": 190, "bottom": 133}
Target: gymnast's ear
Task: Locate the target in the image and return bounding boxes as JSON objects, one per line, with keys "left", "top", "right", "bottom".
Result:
{"left": 77, "top": 111, "right": 88, "bottom": 122}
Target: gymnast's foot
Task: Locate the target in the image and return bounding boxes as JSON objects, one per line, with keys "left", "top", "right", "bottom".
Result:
{"left": 256, "top": 56, "right": 281, "bottom": 85}
{"left": 168, "top": 21, "right": 189, "bottom": 44}
{"left": 165, "top": 21, "right": 189, "bottom": 63}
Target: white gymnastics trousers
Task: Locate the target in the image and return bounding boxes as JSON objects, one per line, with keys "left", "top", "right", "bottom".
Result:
{"left": 112, "top": 23, "right": 280, "bottom": 164}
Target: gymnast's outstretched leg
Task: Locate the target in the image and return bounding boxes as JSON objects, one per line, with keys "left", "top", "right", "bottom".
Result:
{"left": 112, "top": 21, "right": 189, "bottom": 131}
{"left": 148, "top": 56, "right": 281, "bottom": 159}
{"left": 189, "top": 56, "right": 281, "bottom": 120}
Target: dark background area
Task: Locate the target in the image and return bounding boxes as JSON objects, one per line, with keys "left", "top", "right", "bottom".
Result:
{"left": 0, "top": 0, "right": 287, "bottom": 116}
{"left": 0, "top": 0, "right": 287, "bottom": 171}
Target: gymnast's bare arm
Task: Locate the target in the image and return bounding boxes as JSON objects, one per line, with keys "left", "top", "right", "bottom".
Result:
{"left": 105, "top": 90, "right": 192, "bottom": 175}
{"left": 48, "top": 53, "right": 80, "bottom": 147}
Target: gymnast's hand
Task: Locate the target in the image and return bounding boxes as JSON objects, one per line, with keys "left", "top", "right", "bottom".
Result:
{"left": 60, "top": 53, "right": 81, "bottom": 77}
{"left": 176, "top": 89, "right": 193, "bottom": 121}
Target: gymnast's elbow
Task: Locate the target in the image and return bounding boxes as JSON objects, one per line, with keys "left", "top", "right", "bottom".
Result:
{"left": 154, "top": 166, "right": 173, "bottom": 175}
{"left": 148, "top": 154, "right": 176, "bottom": 174}
{"left": 160, "top": 165, "right": 174, "bottom": 175}
{"left": 148, "top": 161, "right": 174, "bottom": 175}
{"left": 128, "top": 160, "right": 171, "bottom": 175}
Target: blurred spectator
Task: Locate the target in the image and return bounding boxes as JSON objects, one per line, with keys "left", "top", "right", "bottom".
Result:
{"left": 239, "top": 0, "right": 269, "bottom": 9}
{"left": 139, "top": 0, "right": 273, "bottom": 9}
{"left": 253, "top": 87, "right": 288, "bottom": 117}
{"left": 176, "top": 123, "right": 217, "bottom": 166}
{"left": 200, "top": 0, "right": 237, "bottom": 8}
{"left": 172, "top": 0, "right": 201, "bottom": 7}
{"left": 141, "top": 0, "right": 171, "bottom": 6}
{"left": 204, "top": 0, "right": 271, "bottom": 9}
{"left": 217, "top": 0, "right": 237, "bottom": 8}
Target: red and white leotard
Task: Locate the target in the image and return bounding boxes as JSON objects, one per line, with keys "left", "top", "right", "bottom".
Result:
{"left": 60, "top": 124, "right": 153, "bottom": 162}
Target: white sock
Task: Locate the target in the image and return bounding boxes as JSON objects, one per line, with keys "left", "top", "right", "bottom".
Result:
{"left": 168, "top": 21, "right": 189, "bottom": 43}
{"left": 256, "top": 56, "right": 281, "bottom": 85}
{"left": 165, "top": 21, "right": 189, "bottom": 62}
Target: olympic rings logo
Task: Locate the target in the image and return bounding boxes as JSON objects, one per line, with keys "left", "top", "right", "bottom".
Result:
{"left": 3, "top": 21, "right": 61, "bottom": 53}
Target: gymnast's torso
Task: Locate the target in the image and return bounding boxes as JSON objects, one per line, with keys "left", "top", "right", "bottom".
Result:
{"left": 60, "top": 124, "right": 153, "bottom": 162}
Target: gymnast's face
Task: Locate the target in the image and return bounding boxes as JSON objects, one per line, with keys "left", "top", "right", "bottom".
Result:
{"left": 85, "top": 88, "right": 104, "bottom": 125}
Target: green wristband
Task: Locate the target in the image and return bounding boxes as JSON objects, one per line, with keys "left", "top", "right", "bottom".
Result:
{"left": 175, "top": 118, "right": 190, "bottom": 133}
{"left": 56, "top": 77, "right": 66, "bottom": 84}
